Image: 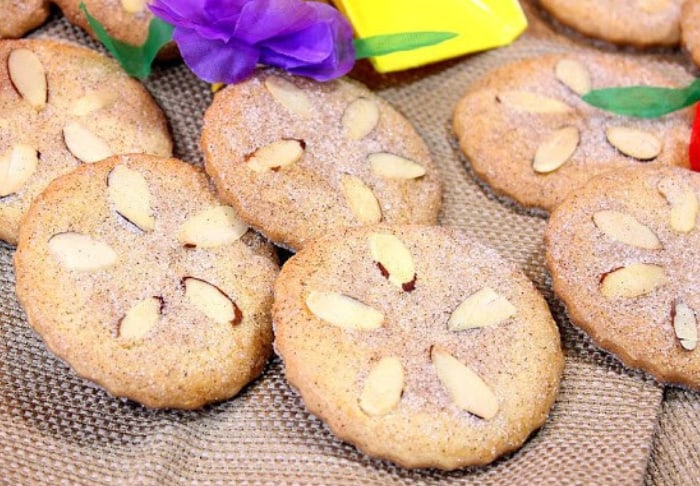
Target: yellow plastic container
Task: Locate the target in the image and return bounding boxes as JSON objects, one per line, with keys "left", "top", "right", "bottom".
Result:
{"left": 333, "top": 0, "right": 527, "bottom": 73}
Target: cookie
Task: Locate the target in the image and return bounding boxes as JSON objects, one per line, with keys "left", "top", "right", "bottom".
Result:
{"left": 273, "top": 225, "right": 563, "bottom": 469}
{"left": 0, "top": 39, "right": 172, "bottom": 244}
{"left": 201, "top": 70, "right": 442, "bottom": 251}
{"left": 0, "top": 0, "right": 50, "bottom": 39}
{"left": 453, "top": 52, "right": 691, "bottom": 211}
{"left": 681, "top": 0, "right": 700, "bottom": 67}
{"left": 14, "top": 154, "right": 279, "bottom": 409}
{"left": 538, "top": 0, "right": 683, "bottom": 47}
{"left": 546, "top": 166, "right": 700, "bottom": 389}
{"left": 53, "top": 0, "right": 177, "bottom": 58}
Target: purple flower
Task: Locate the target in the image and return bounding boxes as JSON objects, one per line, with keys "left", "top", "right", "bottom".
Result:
{"left": 149, "top": 0, "right": 356, "bottom": 84}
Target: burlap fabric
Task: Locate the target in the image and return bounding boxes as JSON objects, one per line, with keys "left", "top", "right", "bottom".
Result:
{"left": 0, "top": 6, "right": 698, "bottom": 485}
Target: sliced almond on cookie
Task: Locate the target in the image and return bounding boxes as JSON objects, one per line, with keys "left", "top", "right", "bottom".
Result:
{"left": 600, "top": 263, "right": 667, "bottom": 298}
{"left": 0, "top": 144, "right": 39, "bottom": 196}
{"left": 306, "top": 290, "right": 384, "bottom": 330}
{"left": 118, "top": 296, "right": 163, "bottom": 340}
{"left": 63, "top": 122, "right": 113, "bottom": 163}
{"left": 264, "top": 76, "right": 312, "bottom": 119}
{"left": 431, "top": 347, "right": 498, "bottom": 420}
{"left": 673, "top": 301, "right": 698, "bottom": 351}
{"left": 554, "top": 59, "right": 591, "bottom": 95}
{"left": 448, "top": 287, "right": 516, "bottom": 330}
{"left": 497, "top": 91, "right": 572, "bottom": 114}
{"left": 359, "top": 356, "right": 404, "bottom": 416}
{"left": 246, "top": 139, "right": 305, "bottom": 172}
{"left": 532, "top": 126, "right": 580, "bottom": 173}
{"left": 637, "top": 0, "right": 671, "bottom": 14}
{"left": 342, "top": 175, "right": 382, "bottom": 224}
{"left": 368, "top": 233, "right": 416, "bottom": 291}
{"left": 183, "top": 277, "right": 242, "bottom": 326}
{"left": 71, "top": 90, "right": 118, "bottom": 116}
{"left": 658, "top": 177, "right": 698, "bottom": 233}
{"left": 107, "top": 165, "right": 155, "bottom": 232}
{"left": 48, "top": 232, "right": 118, "bottom": 271}
{"left": 8, "top": 49, "right": 47, "bottom": 110}
{"left": 368, "top": 153, "right": 426, "bottom": 179}
{"left": 605, "top": 126, "right": 662, "bottom": 160}
{"left": 121, "top": 0, "right": 146, "bottom": 13}
{"left": 342, "top": 98, "right": 380, "bottom": 140}
{"left": 178, "top": 206, "right": 248, "bottom": 248}
{"left": 593, "top": 210, "right": 662, "bottom": 249}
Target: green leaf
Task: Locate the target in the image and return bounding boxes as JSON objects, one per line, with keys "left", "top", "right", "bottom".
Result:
{"left": 80, "top": 2, "right": 173, "bottom": 79}
{"left": 582, "top": 78, "right": 700, "bottom": 118}
{"left": 353, "top": 31, "right": 458, "bottom": 60}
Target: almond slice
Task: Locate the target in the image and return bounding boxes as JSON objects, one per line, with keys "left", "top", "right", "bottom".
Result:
{"left": 48, "top": 232, "right": 118, "bottom": 271}
{"left": 359, "top": 357, "right": 404, "bottom": 416}
{"left": 8, "top": 49, "right": 47, "bottom": 110}
{"left": 342, "top": 98, "right": 380, "bottom": 140}
{"left": 368, "top": 153, "right": 426, "bottom": 180}
{"left": 0, "top": 144, "right": 39, "bottom": 196}
{"left": 637, "top": 0, "right": 671, "bottom": 14}
{"left": 431, "top": 347, "right": 498, "bottom": 420}
{"left": 673, "top": 301, "right": 698, "bottom": 351}
{"left": 71, "top": 90, "right": 118, "bottom": 116}
{"left": 532, "top": 126, "right": 580, "bottom": 173}
{"left": 305, "top": 290, "right": 384, "bottom": 330}
{"left": 605, "top": 126, "right": 662, "bottom": 160}
{"left": 368, "top": 233, "right": 416, "bottom": 291}
{"left": 497, "top": 91, "right": 572, "bottom": 114}
{"left": 246, "top": 139, "right": 305, "bottom": 172}
{"left": 178, "top": 206, "right": 248, "bottom": 248}
{"left": 554, "top": 59, "right": 592, "bottom": 95}
{"left": 183, "top": 277, "right": 242, "bottom": 326}
{"left": 342, "top": 175, "right": 382, "bottom": 224}
{"left": 264, "top": 76, "right": 312, "bottom": 118}
{"left": 63, "top": 122, "right": 113, "bottom": 163}
{"left": 448, "top": 287, "right": 516, "bottom": 331}
{"left": 121, "top": 0, "right": 146, "bottom": 13}
{"left": 118, "top": 296, "right": 163, "bottom": 340}
{"left": 107, "top": 165, "right": 155, "bottom": 232}
{"left": 658, "top": 178, "right": 698, "bottom": 233}
{"left": 592, "top": 210, "right": 662, "bottom": 249}
{"left": 600, "top": 263, "right": 667, "bottom": 298}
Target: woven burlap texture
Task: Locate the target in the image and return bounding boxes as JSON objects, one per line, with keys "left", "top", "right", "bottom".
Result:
{"left": 0, "top": 12, "right": 697, "bottom": 485}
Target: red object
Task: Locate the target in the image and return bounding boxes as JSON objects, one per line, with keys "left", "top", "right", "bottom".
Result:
{"left": 690, "top": 103, "right": 700, "bottom": 171}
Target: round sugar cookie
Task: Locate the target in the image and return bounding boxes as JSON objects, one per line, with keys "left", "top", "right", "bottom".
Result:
{"left": 538, "top": 0, "right": 683, "bottom": 47}
{"left": 453, "top": 52, "right": 691, "bottom": 211}
{"left": 546, "top": 166, "right": 700, "bottom": 389}
{"left": 273, "top": 225, "right": 563, "bottom": 469}
{"left": 201, "top": 70, "right": 442, "bottom": 251}
{"left": 15, "top": 154, "right": 279, "bottom": 409}
{"left": 53, "top": 0, "right": 178, "bottom": 58}
{"left": 681, "top": 0, "right": 700, "bottom": 67}
{"left": 0, "top": 0, "right": 50, "bottom": 38}
{"left": 0, "top": 39, "right": 172, "bottom": 244}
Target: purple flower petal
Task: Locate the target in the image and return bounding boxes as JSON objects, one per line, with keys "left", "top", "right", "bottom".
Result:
{"left": 150, "top": 0, "right": 356, "bottom": 84}
{"left": 234, "top": 0, "right": 316, "bottom": 44}
{"left": 173, "top": 27, "right": 260, "bottom": 84}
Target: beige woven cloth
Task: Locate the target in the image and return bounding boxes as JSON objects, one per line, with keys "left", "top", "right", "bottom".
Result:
{"left": 0, "top": 7, "right": 698, "bottom": 485}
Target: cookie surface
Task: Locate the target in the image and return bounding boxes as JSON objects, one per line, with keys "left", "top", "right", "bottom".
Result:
{"left": 15, "top": 154, "right": 279, "bottom": 409}
{"left": 453, "top": 52, "right": 691, "bottom": 211}
{"left": 0, "top": 0, "right": 50, "bottom": 38}
{"left": 53, "top": 0, "right": 177, "bottom": 57}
{"left": 0, "top": 39, "right": 172, "bottom": 244}
{"left": 546, "top": 166, "right": 700, "bottom": 389}
{"left": 201, "top": 70, "right": 442, "bottom": 251}
{"left": 538, "top": 0, "right": 683, "bottom": 47}
{"left": 681, "top": 0, "right": 700, "bottom": 67}
{"left": 273, "top": 225, "right": 563, "bottom": 469}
